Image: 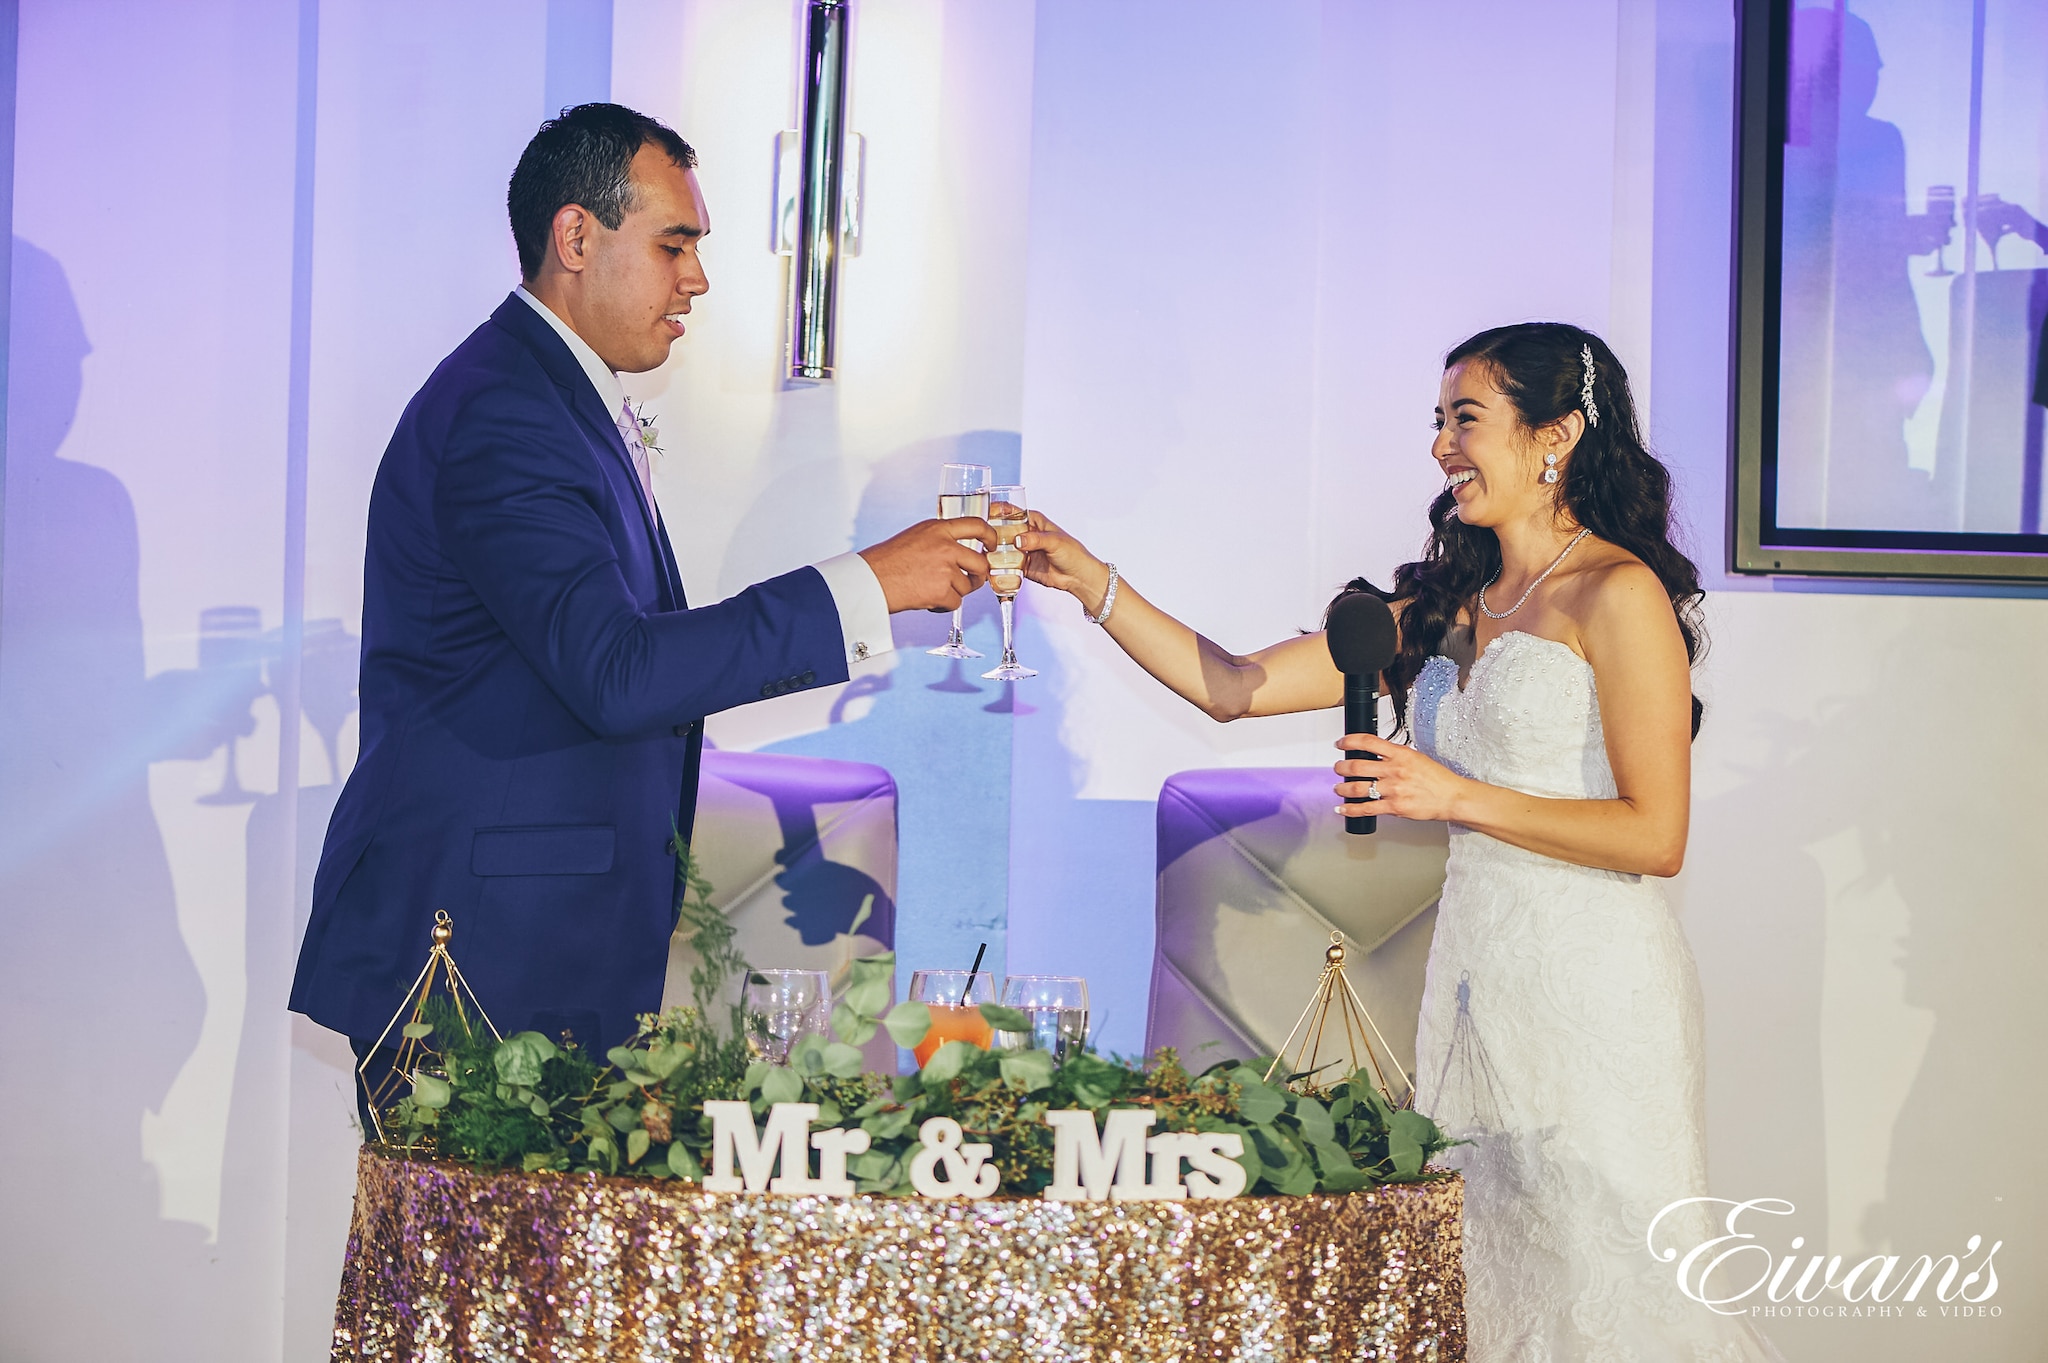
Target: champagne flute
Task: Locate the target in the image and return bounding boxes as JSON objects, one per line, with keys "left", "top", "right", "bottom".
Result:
{"left": 743, "top": 968, "right": 831, "bottom": 1064}
{"left": 980, "top": 485, "right": 1037, "bottom": 681}
{"left": 928, "top": 462, "right": 993, "bottom": 659}
{"left": 996, "top": 975, "right": 1089, "bottom": 1064}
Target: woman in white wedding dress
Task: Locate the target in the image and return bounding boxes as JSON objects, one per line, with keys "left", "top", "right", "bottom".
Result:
{"left": 1019, "top": 322, "right": 1779, "bottom": 1361}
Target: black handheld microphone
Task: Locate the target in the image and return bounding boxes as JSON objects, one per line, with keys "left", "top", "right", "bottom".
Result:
{"left": 1325, "top": 592, "right": 1400, "bottom": 835}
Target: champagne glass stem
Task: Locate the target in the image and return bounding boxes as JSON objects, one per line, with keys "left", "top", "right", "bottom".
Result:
{"left": 929, "top": 587, "right": 982, "bottom": 657}
{"left": 1000, "top": 596, "right": 1017, "bottom": 666}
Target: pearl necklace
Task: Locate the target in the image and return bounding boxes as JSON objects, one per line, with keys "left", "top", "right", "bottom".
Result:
{"left": 1477, "top": 528, "right": 1592, "bottom": 620}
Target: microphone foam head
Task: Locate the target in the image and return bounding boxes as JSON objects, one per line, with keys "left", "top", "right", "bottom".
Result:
{"left": 1326, "top": 592, "right": 1399, "bottom": 677}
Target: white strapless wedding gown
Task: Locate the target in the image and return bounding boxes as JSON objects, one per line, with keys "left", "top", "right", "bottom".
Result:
{"left": 1409, "top": 631, "right": 1779, "bottom": 1362}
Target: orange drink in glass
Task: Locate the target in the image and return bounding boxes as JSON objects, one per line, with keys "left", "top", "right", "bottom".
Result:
{"left": 913, "top": 1004, "right": 995, "bottom": 1068}
{"left": 906, "top": 969, "right": 996, "bottom": 1069}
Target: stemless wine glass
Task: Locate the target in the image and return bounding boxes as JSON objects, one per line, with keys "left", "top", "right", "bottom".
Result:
{"left": 928, "top": 462, "right": 993, "bottom": 659}
{"left": 906, "top": 968, "right": 996, "bottom": 1068}
{"left": 743, "top": 968, "right": 831, "bottom": 1064}
{"left": 997, "top": 976, "right": 1090, "bottom": 1064}
{"left": 980, "top": 485, "right": 1037, "bottom": 681}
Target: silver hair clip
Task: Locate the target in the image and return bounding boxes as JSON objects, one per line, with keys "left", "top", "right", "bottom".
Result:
{"left": 1579, "top": 344, "right": 1601, "bottom": 428}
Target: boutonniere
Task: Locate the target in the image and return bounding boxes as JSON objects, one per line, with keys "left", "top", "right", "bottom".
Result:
{"left": 629, "top": 401, "right": 664, "bottom": 458}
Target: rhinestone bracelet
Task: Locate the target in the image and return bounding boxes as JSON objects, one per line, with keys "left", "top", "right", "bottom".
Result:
{"left": 1088, "top": 563, "right": 1120, "bottom": 625}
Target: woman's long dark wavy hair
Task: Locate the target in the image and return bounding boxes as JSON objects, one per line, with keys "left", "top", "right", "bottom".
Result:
{"left": 1336, "top": 322, "right": 1706, "bottom": 737}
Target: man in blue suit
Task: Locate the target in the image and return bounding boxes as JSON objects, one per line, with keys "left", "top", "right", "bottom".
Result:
{"left": 289, "top": 104, "right": 988, "bottom": 1125}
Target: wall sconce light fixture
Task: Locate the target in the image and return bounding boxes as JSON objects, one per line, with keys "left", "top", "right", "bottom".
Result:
{"left": 773, "top": 0, "right": 860, "bottom": 382}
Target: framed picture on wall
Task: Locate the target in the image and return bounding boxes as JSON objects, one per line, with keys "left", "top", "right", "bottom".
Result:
{"left": 1731, "top": 0, "right": 2048, "bottom": 580}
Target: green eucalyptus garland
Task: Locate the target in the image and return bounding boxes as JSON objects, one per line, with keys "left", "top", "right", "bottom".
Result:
{"left": 381, "top": 848, "right": 1453, "bottom": 1195}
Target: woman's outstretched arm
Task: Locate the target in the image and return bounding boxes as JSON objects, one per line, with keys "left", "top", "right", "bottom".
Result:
{"left": 1017, "top": 512, "right": 1345, "bottom": 721}
{"left": 1333, "top": 557, "right": 1692, "bottom": 877}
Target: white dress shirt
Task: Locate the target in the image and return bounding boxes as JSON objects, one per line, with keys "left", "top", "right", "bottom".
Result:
{"left": 514, "top": 286, "right": 893, "bottom": 666}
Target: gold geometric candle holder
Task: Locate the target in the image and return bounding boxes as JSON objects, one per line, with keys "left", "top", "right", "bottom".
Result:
{"left": 358, "top": 910, "right": 501, "bottom": 1145}
{"left": 1263, "top": 931, "right": 1414, "bottom": 1107}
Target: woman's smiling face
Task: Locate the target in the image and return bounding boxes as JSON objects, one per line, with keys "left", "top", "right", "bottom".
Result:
{"left": 1431, "top": 360, "right": 1550, "bottom": 529}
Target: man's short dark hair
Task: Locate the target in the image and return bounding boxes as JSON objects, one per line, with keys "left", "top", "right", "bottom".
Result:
{"left": 507, "top": 103, "right": 697, "bottom": 281}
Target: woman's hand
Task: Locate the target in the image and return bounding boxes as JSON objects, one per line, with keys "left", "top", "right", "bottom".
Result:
{"left": 1016, "top": 511, "right": 1114, "bottom": 617}
{"left": 1005, "top": 511, "right": 1346, "bottom": 723}
{"left": 1332, "top": 733, "right": 1470, "bottom": 824}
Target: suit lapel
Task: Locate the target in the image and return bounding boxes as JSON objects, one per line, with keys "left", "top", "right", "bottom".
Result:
{"left": 569, "top": 377, "right": 664, "bottom": 554}
{"left": 490, "top": 295, "right": 672, "bottom": 604}
{"left": 654, "top": 517, "right": 687, "bottom": 609}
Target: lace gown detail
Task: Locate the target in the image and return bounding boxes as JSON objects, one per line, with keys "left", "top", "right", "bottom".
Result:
{"left": 1410, "top": 632, "right": 1777, "bottom": 1362}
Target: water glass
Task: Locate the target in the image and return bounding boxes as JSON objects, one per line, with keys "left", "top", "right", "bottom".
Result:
{"left": 743, "top": 968, "right": 831, "bottom": 1064}
{"left": 997, "top": 975, "right": 1089, "bottom": 1063}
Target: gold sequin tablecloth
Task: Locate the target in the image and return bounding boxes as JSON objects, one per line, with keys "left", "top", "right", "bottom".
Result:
{"left": 334, "top": 1145, "right": 1464, "bottom": 1362}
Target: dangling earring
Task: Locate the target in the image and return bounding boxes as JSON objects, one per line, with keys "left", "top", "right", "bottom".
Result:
{"left": 1542, "top": 451, "right": 1560, "bottom": 485}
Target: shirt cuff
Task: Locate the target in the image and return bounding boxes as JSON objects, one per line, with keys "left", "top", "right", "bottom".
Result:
{"left": 812, "top": 551, "right": 895, "bottom": 665}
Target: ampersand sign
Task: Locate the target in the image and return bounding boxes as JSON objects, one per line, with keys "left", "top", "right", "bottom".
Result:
{"left": 908, "top": 1116, "right": 1000, "bottom": 1199}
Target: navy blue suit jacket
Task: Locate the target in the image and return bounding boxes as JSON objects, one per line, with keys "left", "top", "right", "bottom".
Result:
{"left": 290, "top": 294, "right": 848, "bottom": 1051}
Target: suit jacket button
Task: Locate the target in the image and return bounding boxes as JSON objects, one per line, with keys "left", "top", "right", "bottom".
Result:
{"left": 799, "top": 670, "right": 815, "bottom": 686}
{"left": 760, "top": 681, "right": 776, "bottom": 698}
{"left": 673, "top": 724, "right": 689, "bottom": 737}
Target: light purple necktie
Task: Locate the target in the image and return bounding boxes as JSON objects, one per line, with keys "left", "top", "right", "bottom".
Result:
{"left": 616, "top": 398, "right": 657, "bottom": 519}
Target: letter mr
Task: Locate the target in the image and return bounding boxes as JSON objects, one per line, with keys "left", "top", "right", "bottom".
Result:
{"left": 1042, "top": 1109, "right": 1248, "bottom": 1202}
{"left": 700, "top": 1101, "right": 871, "bottom": 1196}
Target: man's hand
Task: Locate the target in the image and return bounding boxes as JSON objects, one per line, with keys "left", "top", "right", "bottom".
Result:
{"left": 858, "top": 517, "right": 994, "bottom": 613}
{"left": 1904, "top": 209, "right": 1956, "bottom": 257}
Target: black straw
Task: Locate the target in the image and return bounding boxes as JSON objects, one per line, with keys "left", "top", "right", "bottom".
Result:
{"left": 961, "top": 942, "right": 988, "bottom": 1006}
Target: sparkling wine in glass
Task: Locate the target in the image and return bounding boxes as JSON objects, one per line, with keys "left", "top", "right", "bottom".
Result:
{"left": 906, "top": 968, "right": 995, "bottom": 1068}
{"left": 743, "top": 968, "right": 831, "bottom": 1064}
{"left": 996, "top": 975, "right": 1089, "bottom": 1064}
{"left": 980, "top": 485, "right": 1037, "bottom": 681}
{"left": 928, "top": 462, "right": 993, "bottom": 660}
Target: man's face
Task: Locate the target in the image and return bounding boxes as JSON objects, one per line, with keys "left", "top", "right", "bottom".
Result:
{"left": 577, "top": 144, "right": 711, "bottom": 374}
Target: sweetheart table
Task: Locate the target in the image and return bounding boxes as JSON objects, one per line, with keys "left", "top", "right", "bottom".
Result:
{"left": 331, "top": 1145, "right": 1465, "bottom": 1361}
